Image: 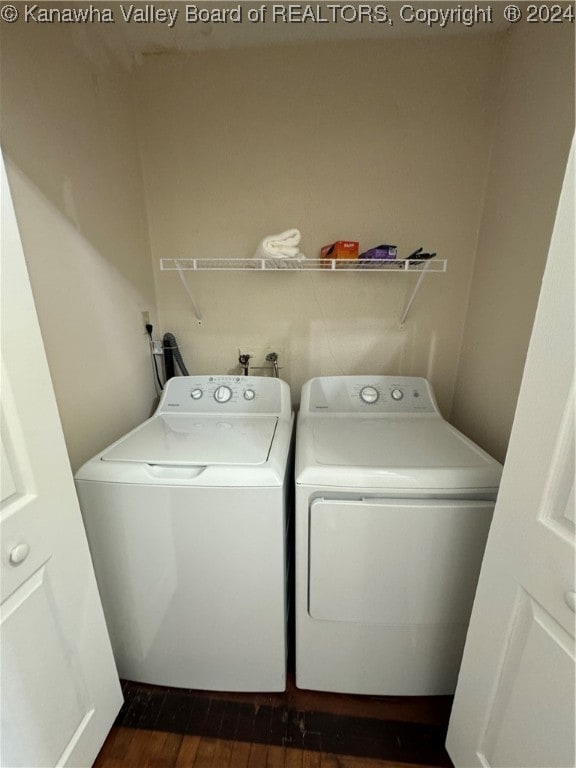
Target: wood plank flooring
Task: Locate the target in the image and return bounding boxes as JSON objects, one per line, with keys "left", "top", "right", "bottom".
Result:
{"left": 94, "top": 728, "right": 442, "bottom": 768}
{"left": 93, "top": 678, "right": 453, "bottom": 768}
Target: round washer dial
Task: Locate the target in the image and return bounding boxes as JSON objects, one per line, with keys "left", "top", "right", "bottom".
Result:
{"left": 190, "top": 388, "right": 203, "bottom": 400}
{"left": 391, "top": 388, "right": 404, "bottom": 401}
{"left": 244, "top": 389, "right": 255, "bottom": 401}
{"left": 360, "top": 386, "right": 379, "bottom": 404}
{"left": 213, "top": 385, "right": 232, "bottom": 403}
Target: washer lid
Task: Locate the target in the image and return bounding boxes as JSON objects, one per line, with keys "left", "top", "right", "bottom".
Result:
{"left": 101, "top": 414, "right": 278, "bottom": 466}
{"left": 300, "top": 415, "right": 502, "bottom": 488}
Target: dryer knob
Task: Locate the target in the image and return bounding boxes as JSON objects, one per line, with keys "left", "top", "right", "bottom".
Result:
{"left": 391, "top": 388, "right": 404, "bottom": 401}
{"left": 244, "top": 389, "right": 255, "bottom": 401}
{"left": 213, "top": 385, "right": 232, "bottom": 403}
{"left": 360, "top": 386, "right": 379, "bottom": 404}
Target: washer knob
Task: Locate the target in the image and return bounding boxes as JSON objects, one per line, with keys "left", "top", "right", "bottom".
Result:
{"left": 213, "top": 385, "right": 232, "bottom": 403}
{"left": 391, "top": 388, "right": 404, "bottom": 401}
{"left": 360, "top": 386, "right": 379, "bottom": 404}
{"left": 190, "top": 388, "right": 203, "bottom": 400}
{"left": 244, "top": 389, "right": 255, "bottom": 401}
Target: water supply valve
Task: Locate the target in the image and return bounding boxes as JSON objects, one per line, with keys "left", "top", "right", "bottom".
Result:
{"left": 266, "top": 352, "right": 280, "bottom": 378}
{"left": 238, "top": 353, "right": 251, "bottom": 376}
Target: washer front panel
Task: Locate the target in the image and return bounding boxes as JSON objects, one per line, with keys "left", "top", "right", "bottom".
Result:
{"left": 77, "top": 481, "right": 287, "bottom": 691}
{"left": 74, "top": 375, "right": 293, "bottom": 692}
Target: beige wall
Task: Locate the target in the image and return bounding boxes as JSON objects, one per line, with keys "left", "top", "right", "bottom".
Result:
{"left": 1, "top": 23, "right": 158, "bottom": 471}
{"left": 134, "top": 36, "right": 504, "bottom": 415}
{"left": 2, "top": 22, "right": 572, "bottom": 470}
{"left": 450, "top": 23, "right": 575, "bottom": 463}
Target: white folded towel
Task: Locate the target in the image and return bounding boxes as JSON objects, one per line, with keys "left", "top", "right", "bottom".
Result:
{"left": 254, "top": 228, "right": 306, "bottom": 260}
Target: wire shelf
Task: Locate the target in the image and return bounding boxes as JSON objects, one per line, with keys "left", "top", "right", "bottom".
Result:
{"left": 160, "top": 258, "right": 447, "bottom": 273}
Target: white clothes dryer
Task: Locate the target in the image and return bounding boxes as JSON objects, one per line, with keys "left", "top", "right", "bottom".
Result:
{"left": 75, "top": 375, "right": 293, "bottom": 692}
{"left": 295, "top": 376, "right": 502, "bottom": 696}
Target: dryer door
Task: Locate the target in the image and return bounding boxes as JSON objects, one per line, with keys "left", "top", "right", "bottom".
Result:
{"left": 309, "top": 498, "right": 493, "bottom": 626}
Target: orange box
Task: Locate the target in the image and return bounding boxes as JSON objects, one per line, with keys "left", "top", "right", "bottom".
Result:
{"left": 320, "top": 240, "right": 359, "bottom": 267}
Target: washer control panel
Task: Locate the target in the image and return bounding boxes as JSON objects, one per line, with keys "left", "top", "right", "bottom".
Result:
{"left": 158, "top": 375, "right": 290, "bottom": 416}
{"left": 304, "top": 376, "right": 438, "bottom": 414}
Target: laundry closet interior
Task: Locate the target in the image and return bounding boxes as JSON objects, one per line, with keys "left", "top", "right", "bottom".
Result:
{"left": 1, "top": 6, "right": 574, "bottom": 767}
{"left": 2, "top": 13, "right": 573, "bottom": 473}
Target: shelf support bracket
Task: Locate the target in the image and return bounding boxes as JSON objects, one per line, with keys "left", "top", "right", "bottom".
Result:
{"left": 176, "top": 263, "right": 203, "bottom": 325}
{"left": 399, "top": 261, "right": 432, "bottom": 329}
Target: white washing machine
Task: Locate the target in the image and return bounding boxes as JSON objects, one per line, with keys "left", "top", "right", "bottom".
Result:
{"left": 75, "top": 375, "right": 293, "bottom": 692}
{"left": 295, "top": 375, "right": 502, "bottom": 696}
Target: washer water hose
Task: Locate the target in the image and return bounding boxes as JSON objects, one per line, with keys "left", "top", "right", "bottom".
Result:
{"left": 163, "top": 332, "right": 189, "bottom": 377}
{"left": 163, "top": 335, "right": 175, "bottom": 380}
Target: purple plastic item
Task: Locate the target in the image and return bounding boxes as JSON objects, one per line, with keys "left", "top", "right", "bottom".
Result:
{"left": 360, "top": 244, "right": 398, "bottom": 260}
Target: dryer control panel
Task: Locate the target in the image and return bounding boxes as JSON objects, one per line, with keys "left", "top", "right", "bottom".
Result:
{"left": 302, "top": 376, "right": 439, "bottom": 415}
{"left": 158, "top": 375, "right": 291, "bottom": 417}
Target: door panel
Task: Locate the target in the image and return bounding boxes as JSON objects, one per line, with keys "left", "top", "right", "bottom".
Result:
{"left": 1, "top": 439, "right": 17, "bottom": 502}
{"left": 1, "top": 155, "right": 122, "bottom": 767}
{"left": 1, "top": 566, "right": 92, "bottom": 768}
{"left": 479, "top": 591, "right": 574, "bottom": 768}
{"left": 446, "top": 141, "right": 575, "bottom": 767}
{"left": 1, "top": 394, "right": 52, "bottom": 604}
{"left": 309, "top": 498, "right": 493, "bottom": 624}
{"left": 541, "top": 392, "right": 575, "bottom": 533}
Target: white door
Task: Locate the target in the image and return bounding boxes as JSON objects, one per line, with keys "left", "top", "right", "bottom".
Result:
{"left": 446, "top": 141, "right": 575, "bottom": 767}
{"left": 0, "top": 156, "right": 122, "bottom": 767}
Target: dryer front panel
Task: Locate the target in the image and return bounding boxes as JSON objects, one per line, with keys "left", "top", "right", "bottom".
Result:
{"left": 309, "top": 498, "right": 493, "bottom": 626}
{"left": 296, "top": 495, "right": 495, "bottom": 694}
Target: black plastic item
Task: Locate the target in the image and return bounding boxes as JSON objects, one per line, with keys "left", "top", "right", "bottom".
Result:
{"left": 163, "top": 334, "right": 175, "bottom": 380}
{"left": 407, "top": 247, "right": 437, "bottom": 261}
{"left": 163, "top": 332, "right": 189, "bottom": 377}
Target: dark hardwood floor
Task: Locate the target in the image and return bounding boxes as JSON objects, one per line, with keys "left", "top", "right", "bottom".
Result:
{"left": 93, "top": 676, "right": 454, "bottom": 768}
